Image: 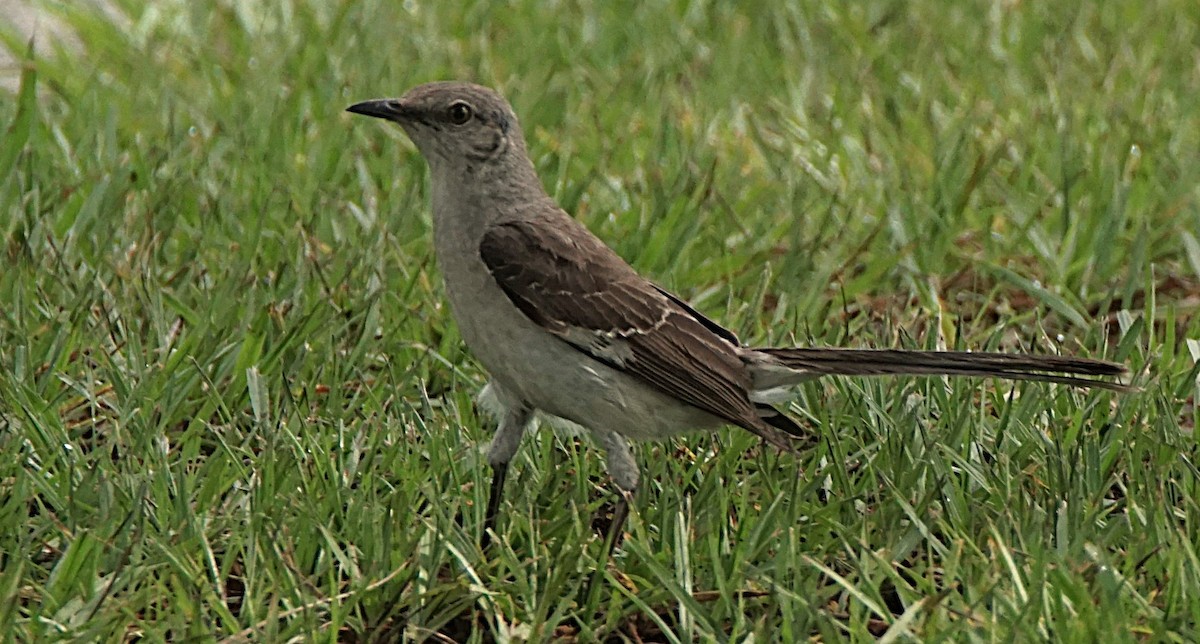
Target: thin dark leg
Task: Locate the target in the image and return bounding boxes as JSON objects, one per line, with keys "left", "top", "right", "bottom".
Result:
{"left": 602, "top": 490, "right": 633, "bottom": 561}
{"left": 481, "top": 462, "right": 508, "bottom": 550}
{"left": 583, "top": 488, "right": 634, "bottom": 606}
{"left": 477, "top": 384, "right": 531, "bottom": 551}
{"left": 582, "top": 430, "right": 639, "bottom": 605}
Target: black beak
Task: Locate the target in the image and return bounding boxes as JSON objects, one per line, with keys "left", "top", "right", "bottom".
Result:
{"left": 346, "top": 99, "right": 408, "bottom": 121}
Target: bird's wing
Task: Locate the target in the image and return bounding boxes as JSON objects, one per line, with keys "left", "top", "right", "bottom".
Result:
{"left": 479, "top": 216, "right": 779, "bottom": 439}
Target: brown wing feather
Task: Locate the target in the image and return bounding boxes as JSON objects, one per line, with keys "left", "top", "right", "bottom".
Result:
{"left": 478, "top": 216, "right": 770, "bottom": 435}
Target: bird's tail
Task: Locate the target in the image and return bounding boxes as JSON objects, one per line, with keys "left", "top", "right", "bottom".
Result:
{"left": 751, "top": 347, "right": 1133, "bottom": 392}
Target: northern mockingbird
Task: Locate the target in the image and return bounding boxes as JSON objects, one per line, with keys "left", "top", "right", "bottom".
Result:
{"left": 347, "top": 81, "right": 1129, "bottom": 552}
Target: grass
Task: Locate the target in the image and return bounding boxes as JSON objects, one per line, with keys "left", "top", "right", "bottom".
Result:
{"left": 1, "top": 0, "right": 1197, "bottom": 640}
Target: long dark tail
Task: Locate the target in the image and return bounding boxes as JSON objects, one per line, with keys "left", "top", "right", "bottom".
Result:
{"left": 754, "top": 348, "right": 1132, "bottom": 391}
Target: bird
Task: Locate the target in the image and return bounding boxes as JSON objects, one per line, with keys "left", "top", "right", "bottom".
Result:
{"left": 346, "top": 81, "right": 1129, "bottom": 555}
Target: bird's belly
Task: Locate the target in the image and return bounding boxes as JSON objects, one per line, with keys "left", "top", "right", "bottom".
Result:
{"left": 445, "top": 274, "right": 719, "bottom": 440}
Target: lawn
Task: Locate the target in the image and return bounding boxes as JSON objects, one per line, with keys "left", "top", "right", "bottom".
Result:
{"left": 1, "top": 1, "right": 1198, "bottom": 641}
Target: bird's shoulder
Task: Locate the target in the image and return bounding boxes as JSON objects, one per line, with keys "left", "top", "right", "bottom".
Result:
{"left": 478, "top": 214, "right": 664, "bottom": 330}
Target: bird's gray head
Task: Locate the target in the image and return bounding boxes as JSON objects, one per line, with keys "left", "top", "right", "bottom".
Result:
{"left": 347, "top": 81, "right": 524, "bottom": 172}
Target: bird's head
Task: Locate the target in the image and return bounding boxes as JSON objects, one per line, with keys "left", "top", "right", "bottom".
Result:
{"left": 347, "top": 81, "right": 523, "bottom": 172}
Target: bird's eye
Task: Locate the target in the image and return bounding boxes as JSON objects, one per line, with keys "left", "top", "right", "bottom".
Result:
{"left": 447, "top": 101, "right": 473, "bottom": 125}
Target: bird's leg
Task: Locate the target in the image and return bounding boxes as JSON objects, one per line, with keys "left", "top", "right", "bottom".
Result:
{"left": 594, "top": 429, "right": 639, "bottom": 554}
{"left": 603, "top": 488, "right": 634, "bottom": 562}
{"left": 480, "top": 388, "right": 532, "bottom": 550}
{"left": 583, "top": 430, "right": 639, "bottom": 604}
{"left": 481, "top": 464, "right": 509, "bottom": 550}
